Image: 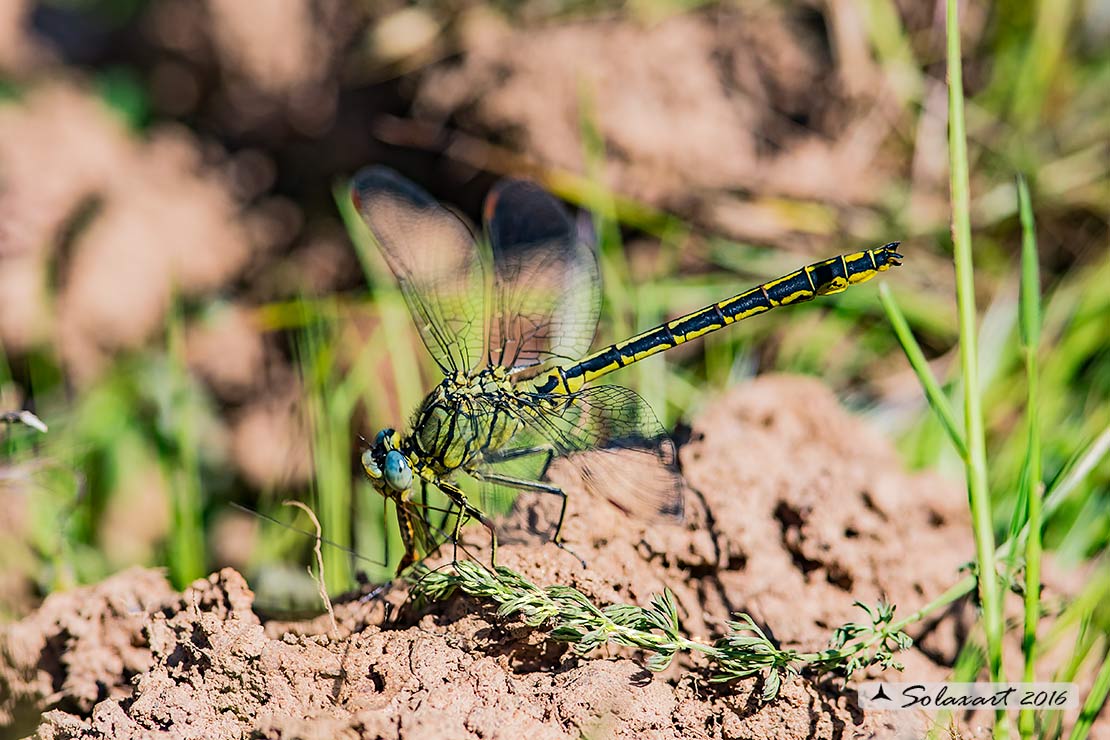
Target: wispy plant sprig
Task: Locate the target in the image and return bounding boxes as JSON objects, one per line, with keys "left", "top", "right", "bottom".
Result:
{"left": 0, "top": 409, "right": 48, "bottom": 434}
{"left": 410, "top": 560, "right": 958, "bottom": 701}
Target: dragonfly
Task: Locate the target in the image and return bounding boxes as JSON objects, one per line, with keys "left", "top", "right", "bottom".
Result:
{"left": 351, "top": 166, "right": 902, "bottom": 574}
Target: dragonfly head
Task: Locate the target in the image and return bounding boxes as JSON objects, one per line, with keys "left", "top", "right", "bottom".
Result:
{"left": 361, "top": 428, "right": 414, "bottom": 493}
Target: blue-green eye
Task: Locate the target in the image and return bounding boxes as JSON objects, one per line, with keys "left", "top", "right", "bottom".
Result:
{"left": 384, "top": 450, "right": 413, "bottom": 490}
{"left": 375, "top": 429, "right": 392, "bottom": 449}
{"left": 361, "top": 449, "right": 381, "bottom": 479}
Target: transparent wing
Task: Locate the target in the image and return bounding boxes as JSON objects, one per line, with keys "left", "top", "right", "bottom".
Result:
{"left": 483, "top": 180, "right": 601, "bottom": 374}
{"left": 351, "top": 166, "right": 486, "bottom": 374}
{"left": 477, "top": 384, "right": 684, "bottom": 523}
{"left": 472, "top": 441, "right": 556, "bottom": 524}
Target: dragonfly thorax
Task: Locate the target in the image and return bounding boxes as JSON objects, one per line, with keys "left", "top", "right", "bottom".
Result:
{"left": 404, "top": 370, "right": 522, "bottom": 476}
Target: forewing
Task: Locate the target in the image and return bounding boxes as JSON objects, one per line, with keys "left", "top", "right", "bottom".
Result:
{"left": 483, "top": 180, "right": 601, "bottom": 374}
{"left": 506, "top": 385, "right": 685, "bottom": 522}
{"left": 351, "top": 167, "right": 486, "bottom": 374}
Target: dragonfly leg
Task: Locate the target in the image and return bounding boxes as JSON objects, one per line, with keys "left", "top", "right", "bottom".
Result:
{"left": 481, "top": 444, "right": 566, "bottom": 535}
{"left": 483, "top": 444, "right": 555, "bottom": 468}
{"left": 418, "top": 479, "right": 456, "bottom": 549}
{"left": 434, "top": 478, "right": 499, "bottom": 566}
{"left": 475, "top": 472, "right": 586, "bottom": 568}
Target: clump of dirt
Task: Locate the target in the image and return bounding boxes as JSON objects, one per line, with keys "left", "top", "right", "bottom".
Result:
{"left": 0, "top": 568, "right": 175, "bottom": 737}
{"left": 3, "top": 377, "right": 986, "bottom": 739}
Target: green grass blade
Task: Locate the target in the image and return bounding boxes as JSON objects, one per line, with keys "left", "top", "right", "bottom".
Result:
{"left": 294, "top": 302, "right": 353, "bottom": 593}
{"left": 165, "top": 303, "right": 206, "bottom": 588}
{"left": 1016, "top": 175, "right": 1044, "bottom": 740}
{"left": 1017, "top": 178, "right": 1042, "bottom": 350}
{"left": 1010, "top": 0, "right": 1078, "bottom": 130}
{"left": 333, "top": 180, "right": 426, "bottom": 414}
{"left": 947, "top": 0, "right": 1004, "bottom": 698}
{"left": 1067, "top": 645, "right": 1110, "bottom": 740}
{"left": 879, "top": 284, "right": 968, "bottom": 460}
{"left": 1037, "top": 570, "right": 1110, "bottom": 662}
{"left": 335, "top": 177, "right": 435, "bottom": 574}
{"left": 998, "top": 423, "right": 1110, "bottom": 567}
{"left": 578, "top": 89, "right": 633, "bottom": 344}
{"left": 1042, "top": 425, "right": 1110, "bottom": 531}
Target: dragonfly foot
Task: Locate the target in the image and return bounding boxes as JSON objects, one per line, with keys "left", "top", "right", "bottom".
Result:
{"left": 555, "top": 539, "right": 587, "bottom": 568}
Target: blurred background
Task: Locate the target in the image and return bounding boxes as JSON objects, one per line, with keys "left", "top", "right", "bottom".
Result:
{"left": 0, "top": 0, "right": 1107, "bottom": 615}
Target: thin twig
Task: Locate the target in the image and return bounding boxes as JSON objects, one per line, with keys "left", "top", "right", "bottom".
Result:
{"left": 284, "top": 500, "right": 339, "bottom": 637}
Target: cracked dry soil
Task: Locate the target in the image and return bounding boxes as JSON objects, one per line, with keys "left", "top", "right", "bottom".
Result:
{"left": 2, "top": 376, "right": 977, "bottom": 739}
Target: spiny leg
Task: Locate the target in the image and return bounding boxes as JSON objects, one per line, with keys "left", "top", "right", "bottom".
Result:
{"left": 479, "top": 444, "right": 568, "bottom": 539}
{"left": 433, "top": 478, "right": 499, "bottom": 567}
{"left": 475, "top": 471, "right": 585, "bottom": 567}
{"left": 390, "top": 494, "right": 476, "bottom": 583}
{"left": 417, "top": 479, "right": 451, "bottom": 546}
{"left": 483, "top": 444, "right": 555, "bottom": 466}
{"left": 480, "top": 444, "right": 578, "bottom": 555}
{"left": 410, "top": 478, "right": 456, "bottom": 565}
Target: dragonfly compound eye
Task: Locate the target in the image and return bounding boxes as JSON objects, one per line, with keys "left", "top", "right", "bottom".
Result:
{"left": 374, "top": 429, "right": 395, "bottom": 450}
{"left": 361, "top": 449, "right": 382, "bottom": 480}
{"left": 384, "top": 450, "right": 413, "bottom": 491}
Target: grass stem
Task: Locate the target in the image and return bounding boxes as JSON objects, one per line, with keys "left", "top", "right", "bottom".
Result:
{"left": 166, "top": 304, "right": 206, "bottom": 588}
{"left": 1016, "top": 176, "right": 1044, "bottom": 739}
{"left": 946, "top": 0, "right": 1005, "bottom": 708}
{"left": 1067, "top": 644, "right": 1110, "bottom": 740}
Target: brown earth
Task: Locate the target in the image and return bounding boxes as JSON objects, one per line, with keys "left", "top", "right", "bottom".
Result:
{"left": 1, "top": 376, "right": 996, "bottom": 739}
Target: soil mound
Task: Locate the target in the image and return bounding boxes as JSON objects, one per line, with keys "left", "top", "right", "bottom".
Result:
{"left": 4, "top": 377, "right": 974, "bottom": 739}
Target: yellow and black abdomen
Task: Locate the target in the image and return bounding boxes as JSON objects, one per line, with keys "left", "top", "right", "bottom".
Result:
{"left": 531, "top": 243, "right": 901, "bottom": 396}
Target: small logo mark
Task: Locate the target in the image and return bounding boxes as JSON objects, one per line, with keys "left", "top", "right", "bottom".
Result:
{"left": 870, "top": 685, "right": 892, "bottom": 702}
